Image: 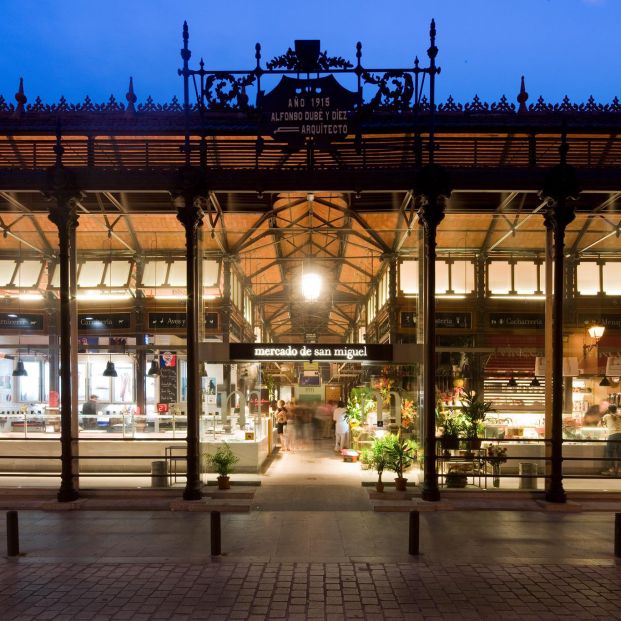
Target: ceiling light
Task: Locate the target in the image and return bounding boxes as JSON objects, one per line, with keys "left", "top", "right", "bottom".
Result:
{"left": 587, "top": 324, "right": 605, "bottom": 341}
{"left": 302, "top": 273, "right": 321, "bottom": 301}
{"left": 530, "top": 376, "right": 541, "bottom": 387}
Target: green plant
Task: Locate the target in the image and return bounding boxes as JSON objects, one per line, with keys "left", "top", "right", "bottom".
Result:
{"left": 459, "top": 391, "right": 494, "bottom": 439}
{"left": 441, "top": 412, "right": 465, "bottom": 439}
{"left": 369, "top": 435, "right": 391, "bottom": 484}
{"left": 384, "top": 433, "right": 418, "bottom": 480}
{"left": 205, "top": 442, "right": 239, "bottom": 477}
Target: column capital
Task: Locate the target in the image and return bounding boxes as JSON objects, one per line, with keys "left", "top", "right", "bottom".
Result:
{"left": 415, "top": 163, "right": 451, "bottom": 230}
{"left": 541, "top": 163, "right": 579, "bottom": 233}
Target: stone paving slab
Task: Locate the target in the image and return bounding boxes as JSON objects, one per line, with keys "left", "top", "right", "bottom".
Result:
{"left": 0, "top": 559, "right": 619, "bottom": 620}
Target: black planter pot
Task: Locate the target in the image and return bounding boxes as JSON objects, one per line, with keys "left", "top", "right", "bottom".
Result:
{"left": 466, "top": 437, "right": 482, "bottom": 451}
{"left": 440, "top": 436, "right": 460, "bottom": 451}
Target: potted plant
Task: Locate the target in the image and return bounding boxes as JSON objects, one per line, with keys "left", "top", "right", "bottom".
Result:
{"left": 369, "top": 435, "right": 390, "bottom": 492}
{"left": 399, "top": 399, "right": 417, "bottom": 439}
{"left": 439, "top": 410, "right": 464, "bottom": 451}
{"left": 459, "top": 391, "right": 494, "bottom": 451}
{"left": 384, "top": 433, "right": 418, "bottom": 491}
{"left": 205, "top": 442, "right": 239, "bottom": 489}
{"left": 445, "top": 470, "right": 468, "bottom": 488}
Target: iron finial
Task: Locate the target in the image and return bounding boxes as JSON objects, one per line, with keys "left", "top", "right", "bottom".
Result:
{"left": 181, "top": 21, "right": 191, "bottom": 63}
{"left": 427, "top": 19, "right": 438, "bottom": 62}
{"left": 559, "top": 125, "right": 569, "bottom": 166}
{"left": 356, "top": 41, "right": 362, "bottom": 64}
{"left": 125, "top": 76, "right": 137, "bottom": 116}
{"left": 517, "top": 75, "right": 529, "bottom": 114}
{"left": 14, "top": 77, "right": 27, "bottom": 117}
{"left": 255, "top": 42, "right": 261, "bottom": 67}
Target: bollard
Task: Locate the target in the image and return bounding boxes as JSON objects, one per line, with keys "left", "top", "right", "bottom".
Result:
{"left": 7, "top": 510, "right": 19, "bottom": 557}
{"left": 616, "top": 513, "right": 621, "bottom": 558}
{"left": 409, "top": 510, "right": 419, "bottom": 556}
{"left": 211, "top": 511, "right": 221, "bottom": 556}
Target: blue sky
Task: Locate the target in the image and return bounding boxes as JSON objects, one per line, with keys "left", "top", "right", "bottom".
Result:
{"left": 0, "top": 0, "right": 618, "bottom": 106}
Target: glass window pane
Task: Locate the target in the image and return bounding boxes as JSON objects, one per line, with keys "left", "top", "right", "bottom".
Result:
{"left": 15, "top": 261, "right": 43, "bottom": 287}
{"left": 577, "top": 262, "right": 600, "bottom": 295}
{"left": 141, "top": 260, "right": 168, "bottom": 287}
{"left": 203, "top": 260, "right": 219, "bottom": 286}
{"left": 18, "top": 362, "right": 40, "bottom": 402}
{"left": 488, "top": 261, "right": 511, "bottom": 294}
{"left": 89, "top": 362, "right": 111, "bottom": 402}
{"left": 451, "top": 260, "right": 474, "bottom": 294}
{"left": 514, "top": 261, "right": 538, "bottom": 294}
{"left": 108, "top": 261, "right": 132, "bottom": 287}
{"left": 400, "top": 260, "right": 418, "bottom": 294}
{"left": 78, "top": 262, "right": 105, "bottom": 287}
{"left": 113, "top": 363, "right": 134, "bottom": 403}
{"left": 168, "top": 261, "right": 186, "bottom": 287}
{"left": 603, "top": 263, "right": 621, "bottom": 295}
{"left": 0, "top": 260, "right": 15, "bottom": 286}
{"left": 435, "top": 261, "right": 450, "bottom": 294}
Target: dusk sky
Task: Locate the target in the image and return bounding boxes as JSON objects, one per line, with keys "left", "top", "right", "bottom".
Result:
{"left": 0, "top": 0, "right": 619, "bottom": 106}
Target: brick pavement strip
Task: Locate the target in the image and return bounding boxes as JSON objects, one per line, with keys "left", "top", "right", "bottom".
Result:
{"left": 0, "top": 561, "right": 619, "bottom": 620}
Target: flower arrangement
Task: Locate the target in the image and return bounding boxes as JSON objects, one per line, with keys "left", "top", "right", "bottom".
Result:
{"left": 485, "top": 443, "right": 507, "bottom": 467}
{"left": 400, "top": 399, "right": 417, "bottom": 433}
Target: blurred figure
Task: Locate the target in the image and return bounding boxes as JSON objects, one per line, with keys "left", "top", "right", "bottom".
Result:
{"left": 333, "top": 400, "right": 349, "bottom": 452}
{"left": 286, "top": 400, "right": 297, "bottom": 452}
{"left": 601, "top": 404, "right": 621, "bottom": 475}
{"left": 275, "top": 400, "right": 288, "bottom": 450}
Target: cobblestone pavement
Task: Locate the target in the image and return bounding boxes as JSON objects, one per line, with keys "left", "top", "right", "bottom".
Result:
{"left": 0, "top": 558, "right": 619, "bottom": 620}
{"left": 1, "top": 511, "right": 620, "bottom": 620}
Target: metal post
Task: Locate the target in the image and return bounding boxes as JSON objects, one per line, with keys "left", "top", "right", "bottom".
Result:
{"left": 210, "top": 510, "right": 221, "bottom": 556}
{"left": 6, "top": 510, "right": 19, "bottom": 557}
{"left": 541, "top": 133, "right": 578, "bottom": 504}
{"left": 417, "top": 166, "right": 451, "bottom": 502}
{"left": 615, "top": 513, "right": 621, "bottom": 558}
{"left": 409, "top": 510, "right": 419, "bottom": 555}
{"left": 177, "top": 192, "right": 204, "bottom": 501}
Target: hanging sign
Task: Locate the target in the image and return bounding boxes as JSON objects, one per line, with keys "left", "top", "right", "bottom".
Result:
{"left": 399, "top": 312, "right": 471, "bottom": 329}
{"left": 78, "top": 313, "right": 131, "bottom": 330}
{"left": 260, "top": 75, "right": 357, "bottom": 149}
{"left": 230, "top": 343, "right": 392, "bottom": 362}
{"left": 0, "top": 313, "right": 44, "bottom": 331}
{"left": 578, "top": 314, "right": 621, "bottom": 330}
{"left": 149, "top": 312, "right": 187, "bottom": 330}
{"left": 490, "top": 313, "right": 545, "bottom": 329}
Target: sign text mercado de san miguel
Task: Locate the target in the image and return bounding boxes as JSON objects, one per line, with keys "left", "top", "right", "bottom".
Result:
{"left": 230, "top": 343, "right": 392, "bottom": 362}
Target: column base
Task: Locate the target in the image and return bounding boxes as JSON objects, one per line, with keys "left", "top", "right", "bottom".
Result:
{"left": 421, "top": 481, "right": 441, "bottom": 502}
{"left": 57, "top": 485, "right": 79, "bottom": 503}
{"left": 545, "top": 483, "right": 567, "bottom": 504}
{"left": 183, "top": 485, "right": 203, "bottom": 501}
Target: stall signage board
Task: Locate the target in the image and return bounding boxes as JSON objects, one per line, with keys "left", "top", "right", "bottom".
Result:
{"left": 159, "top": 355, "right": 177, "bottom": 404}
{"left": 261, "top": 75, "right": 357, "bottom": 149}
{"left": 399, "top": 312, "right": 471, "bottom": 329}
{"left": 489, "top": 313, "right": 545, "bottom": 329}
{"left": 78, "top": 313, "right": 131, "bottom": 330}
{"left": 149, "top": 312, "right": 187, "bottom": 330}
{"left": 0, "top": 313, "right": 44, "bottom": 331}
{"left": 230, "top": 343, "right": 392, "bottom": 362}
{"left": 606, "top": 357, "right": 621, "bottom": 376}
{"left": 535, "top": 356, "right": 579, "bottom": 377}
{"left": 578, "top": 314, "right": 621, "bottom": 330}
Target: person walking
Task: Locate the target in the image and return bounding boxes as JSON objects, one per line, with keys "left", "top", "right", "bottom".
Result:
{"left": 601, "top": 404, "right": 621, "bottom": 476}
{"left": 333, "top": 400, "right": 349, "bottom": 453}
{"left": 275, "top": 400, "right": 288, "bottom": 451}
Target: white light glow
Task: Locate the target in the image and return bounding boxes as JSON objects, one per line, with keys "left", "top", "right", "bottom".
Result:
{"left": 490, "top": 294, "right": 546, "bottom": 301}
{"left": 18, "top": 293, "right": 43, "bottom": 301}
{"left": 588, "top": 324, "right": 605, "bottom": 341}
{"left": 302, "top": 273, "right": 321, "bottom": 301}
{"left": 76, "top": 290, "right": 132, "bottom": 301}
{"left": 153, "top": 295, "right": 188, "bottom": 301}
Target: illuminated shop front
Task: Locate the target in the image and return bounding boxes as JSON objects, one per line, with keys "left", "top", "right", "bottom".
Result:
{"left": 1, "top": 20, "right": 620, "bottom": 502}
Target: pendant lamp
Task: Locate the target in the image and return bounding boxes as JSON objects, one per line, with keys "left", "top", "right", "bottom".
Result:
{"left": 12, "top": 359, "right": 27, "bottom": 377}
{"left": 103, "top": 360, "right": 118, "bottom": 377}
{"left": 599, "top": 376, "right": 611, "bottom": 387}
{"left": 507, "top": 376, "right": 518, "bottom": 387}
{"left": 530, "top": 376, "right": 541, "bottom": 387}
{"left": 147, "top": 358, "right": 160, "bottom": 377}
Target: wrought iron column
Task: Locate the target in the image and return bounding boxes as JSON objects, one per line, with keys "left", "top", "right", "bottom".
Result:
{"left": 541, "top": 134, "right": 579, "bottom": 504}
{"left": 176, "top": 179, "right": 205, "bottom": 501}
{"left": 46, "top": 135, "right": 81, "bottom": 502}
{"left": 416, "top": 164, "right": 451, "bottom": 502}
{"left": 386, "top": 254, "right": 398, "bottom": 344}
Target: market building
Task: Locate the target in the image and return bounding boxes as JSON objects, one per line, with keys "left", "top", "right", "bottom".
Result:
{"left": 0, "top": 20, "right": 620, "bottom": 502}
